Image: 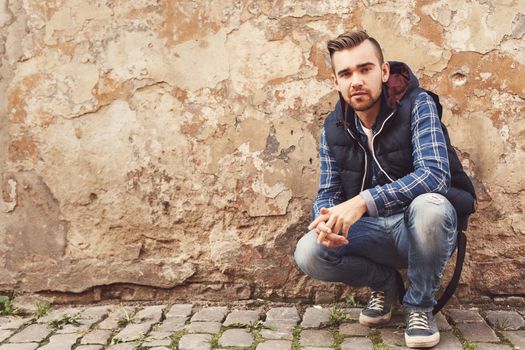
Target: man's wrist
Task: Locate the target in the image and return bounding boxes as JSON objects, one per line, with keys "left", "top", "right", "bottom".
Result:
{"left": 359, "top": 190, "right": 379, "bottom": 217}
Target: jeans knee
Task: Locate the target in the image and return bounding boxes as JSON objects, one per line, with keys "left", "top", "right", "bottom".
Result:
{"left": 294, "top": 230, "right": 318, "bottom": 274}
{"left": 409, "top": 193, "right": 455, "bottom": 226}
{"left": 407, "top": 193, "right": 457, "bottom": 246}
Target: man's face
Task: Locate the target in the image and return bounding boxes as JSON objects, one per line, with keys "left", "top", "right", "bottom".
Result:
{"left": 331, "top": 40, "right": 389, "bottom": 113}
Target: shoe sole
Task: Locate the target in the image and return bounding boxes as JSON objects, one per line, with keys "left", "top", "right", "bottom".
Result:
{"left": 404, "top": 332, "right": 440, "bottom": 348}
{"left": 358, "top": 310, "right": 392, "bottom": 326}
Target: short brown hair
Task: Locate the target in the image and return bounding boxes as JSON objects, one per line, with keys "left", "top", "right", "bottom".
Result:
{"left": 327, "top": 30, "right": 384, "bottom": 64}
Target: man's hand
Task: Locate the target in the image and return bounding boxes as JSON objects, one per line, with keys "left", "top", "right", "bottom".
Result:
{"left": 314, "top": 219, "right": 348, "bottom": 248}
{"left": 308, "top": 195, "right": 368, "bottom": 248}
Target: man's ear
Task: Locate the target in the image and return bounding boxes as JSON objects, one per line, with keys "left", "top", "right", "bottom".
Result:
{"left": 331, "top": 73, "right": 340, "bottom": 92}
{"left": 381, "top": 61, "right": 390, "bottom": 83}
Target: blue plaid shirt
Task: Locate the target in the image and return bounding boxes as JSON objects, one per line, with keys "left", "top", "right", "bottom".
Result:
{"left": 312, "top": 91, "right": 450, "bottom": 218}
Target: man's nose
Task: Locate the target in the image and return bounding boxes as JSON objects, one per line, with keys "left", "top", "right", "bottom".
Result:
{"left": 351, "top": 75, "right": 364, "bottom": 88}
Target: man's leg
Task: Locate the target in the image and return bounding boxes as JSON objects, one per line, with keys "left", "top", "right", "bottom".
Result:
{"left": 294, "top": 216, "right": 404, "bottom": 325}
{"left": 391, "top": 193, "right": 457, "bottom": 348}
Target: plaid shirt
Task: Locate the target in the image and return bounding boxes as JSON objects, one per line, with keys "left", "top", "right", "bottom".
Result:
{"left": 313, "top": 91, "right": 451, "bottom": 219}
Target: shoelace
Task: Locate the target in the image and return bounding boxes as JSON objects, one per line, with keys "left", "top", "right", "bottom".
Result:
{"left": 408, "top": 311, "right": 430, "bottom": 330}
{"left": 366, "top": 291, "right": 385, "bottom": 311}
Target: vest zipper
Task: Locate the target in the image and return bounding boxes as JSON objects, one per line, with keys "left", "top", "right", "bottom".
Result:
{"left": 346, "top": 128, "right": 368, "bottom": 192}
{"left": 371, "top": 111, "right": 396, "bottom": 182}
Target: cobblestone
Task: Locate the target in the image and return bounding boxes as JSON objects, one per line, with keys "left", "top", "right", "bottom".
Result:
{"left": 0, "top": 330, "right": 14, "bottom": 342}
{"left": 37, "top": 308, "right": 80, "bottom": 324}
{"left": 342, "top": 308, "right": 361, "bottom": 320}
{"left": 435, "top": 311, "right": 452, "bottom": 331}
{"left": 255, "top": 339, "right": 292, "bottom": 350}
{"left": 134, "top": 305, "right": 165, "bottom": 323}
{"left": 301, "top": 307, "right": 330, "bottom": 328}
{"left": 433, "top": 332, "right": 463, "bottom": 350}
{"left": 142, "top": 333, "right": 172, "bottom": 348}
{"left": 155, "top": 317, "right": 186, "bottom": 332}
{"left": 165, "top": 304, "right": 193, "bottom": 318}
{"left": 265, "top": 307, "right": 300, "bottom": 326}
{"left": 299, "top": 329, "right": 333, "bottom": 347}
{"left": 37, "top": 333, "right": 80, "bottom": 350}
{"left": 259, "top": 326, "right": 293, "bottom": 340}
{"left": 475, "top": 344, "right": 513, "bottom": 350}
{"left": 485, "top": 310, "right": 525, "bottom": 330}
{"left": 187, "top": 321, "right": 221, "bottom": 334}
{"left": 191, "top": 306, "right": 228, "bottom": 322}
{"left": 179, "top": 333, "right": 212, "bottom": 350}
{"left": 379, "top": 328, "right": 405, "bottom": 347}
{"left": 112, "top": 321, "right": 154, "bottom": 342}
{"left": 107, "top": 343, "right": 133, "bottom": 350}
{"left": 9, "top": 324, "right": 52, "bottom": 343}
{"left": 80, "top": 329, "right": 113, "bottom": 345}
{"left": 339, "top": 322, "right": 370, "bottom": 336}
{"left": 79, "top": 306, "right": 112, "bottom": 325}
{"left": 456, "top": 322, "right": 500, "bottom": 342}
{"left": 502, "top": 330, "right": 525, "bottom": 349}
{"left": 223, "top": 310, "right": 259, "bottom": 326}
{"left": 0, "top": 344, "right": 39, "bottom": 350}
{"left": 446, "top": 308, "right": 484, "bottom": 323}
{"left": 0, "top": 302, "right": 522, "bottom": 349}
{"left": 76, "top": 346, "right": 104, "bottom": 350}
{"left": 219, "top": 328, "right": 253, "bottom": 347}
{"left": 341, "top": 337, "right": 373, "bottom": 350}
{"left": 97, "top": 307, "right": 135, "bottom": 330}
{"left": 0, "top": 318, "right": 33, "bottom": 330}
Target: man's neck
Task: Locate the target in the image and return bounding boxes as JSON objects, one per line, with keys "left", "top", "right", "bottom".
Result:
{"left": 355, "top": 101, "right": 381, "bottom": 129}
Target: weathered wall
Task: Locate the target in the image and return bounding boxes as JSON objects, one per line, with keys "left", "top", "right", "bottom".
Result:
{"left": 0, "top": 0, "right": 524, "bottom": 303}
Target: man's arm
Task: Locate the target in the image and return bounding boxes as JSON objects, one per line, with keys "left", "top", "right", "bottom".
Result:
{"left": 360, "top": 91, "right": 451, "bottom": 217}
{"left": 310, "top": 128, "right": 352, "bottom": 247}
{"left": 311, "top": 128, "right": 345, "bottom": 220}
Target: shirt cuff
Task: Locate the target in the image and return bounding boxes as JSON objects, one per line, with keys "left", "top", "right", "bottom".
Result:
{"left": 360, "top": 190, "right": 379, "bottom": 217}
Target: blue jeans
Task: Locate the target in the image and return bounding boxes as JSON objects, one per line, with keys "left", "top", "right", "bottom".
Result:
{"left": 294, "top": 193, "right": 457, "bottom": 312}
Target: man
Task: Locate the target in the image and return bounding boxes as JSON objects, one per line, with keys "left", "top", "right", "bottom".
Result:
{"left": 294, "top": 31, "right": 475, "bottom": 348}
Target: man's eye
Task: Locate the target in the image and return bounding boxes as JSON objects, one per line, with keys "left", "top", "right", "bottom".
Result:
{"left": 361, "top": 67, "right": 370, "bottom": 73}
{"left": 341, "top": 72, "right": 351, "bottom": 77}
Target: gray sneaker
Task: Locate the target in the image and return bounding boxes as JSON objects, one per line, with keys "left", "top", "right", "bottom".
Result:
{"left": 404, "top": 311, "right": 440, "bottom": 348}
{"left": 358, "top": 289, "right": 395, "bottom": 326}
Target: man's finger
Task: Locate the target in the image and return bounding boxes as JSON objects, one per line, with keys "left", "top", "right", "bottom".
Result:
{"left": 308, "top": 212, "right": 329, "bottom": 230}
{"left": 318, "top": 221, "right": 331, "bottom": 233}
{"left": 320, "top": 207, "right": 330, "bottom": 214}
{"left": 325, "top": 214, "right": 338, "bottom": 231}
{"left": 317, "top": 228, "right": 327, "bottom": 244}
{"left": 320, "top": 232, "right": 348, "bottom": 246}
{"left": 332, "top": 219, "right": 343, "bottom": 236}
{"left": 328, "top": 232, "right": 348, "bottom": 245}
{"left": 342, "top": 220, "right": 352, "bottom": 239}
{"left": 321, "top": 233, "right": 348, "bottom": 248}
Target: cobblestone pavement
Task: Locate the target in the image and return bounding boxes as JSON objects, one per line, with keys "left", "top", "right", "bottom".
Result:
{"left": 0, "top": 302, "right": 524, "bottom": 349}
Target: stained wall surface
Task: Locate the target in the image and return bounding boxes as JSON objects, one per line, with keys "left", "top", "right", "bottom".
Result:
{"left": 0, "top": 0, "right": 524, "bottom": 302}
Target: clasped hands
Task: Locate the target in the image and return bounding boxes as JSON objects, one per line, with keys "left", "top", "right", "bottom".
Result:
{"left": 307, "top": 195, "right": 368, "bottom": 248}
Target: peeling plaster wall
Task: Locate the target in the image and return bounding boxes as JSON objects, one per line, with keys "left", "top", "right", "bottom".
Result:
{"left": 0, "top": 0, "right": 524, "bottom": 303}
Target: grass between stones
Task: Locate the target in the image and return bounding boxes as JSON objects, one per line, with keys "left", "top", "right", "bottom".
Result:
{"left": 491, "top": 325, "right": 516, "bottom": 349}
{"left": 368, "top": 329, "right": 388, "bottom": 350}
{"left": 0, "top": 295, "right": 16, "bottom": 316}
{"left": 450, "top": 324, "right": 477, "bottom": 350}
{"left": 332, "top": 329, "right": 345, "bottom": 350}
{"left": 170, "top": 328, "right": 187, "bottom": 349}
{"left": 291, "top": 326, "right": 302, "bottom": 350}
{"left": 48, "top": 313, "right": 81, "bottom": 329}
{"left": 327, "top": 304, "right": 350, "bottom": 327}
{"left": 35, "top": 300, "right": 51, "bottom": 318}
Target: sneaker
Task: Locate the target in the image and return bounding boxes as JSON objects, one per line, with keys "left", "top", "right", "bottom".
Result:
{"left": 404, "top": 311, "right": 440, "bottom": 348}
{"left": 358, "top": 289, "right": 395, "bottom": 326}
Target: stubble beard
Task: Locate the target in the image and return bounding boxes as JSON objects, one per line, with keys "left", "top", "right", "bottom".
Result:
{"left": 346, "top": 91, "right": 381, "bottom": 112}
